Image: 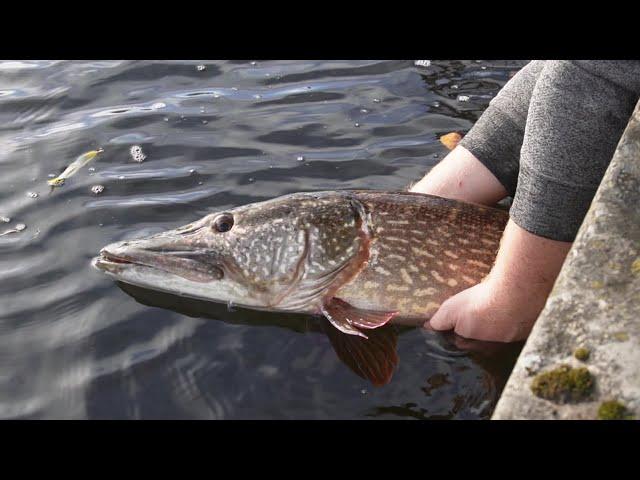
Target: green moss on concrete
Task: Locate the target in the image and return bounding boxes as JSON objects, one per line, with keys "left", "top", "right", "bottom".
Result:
{"left": 631, "top": 258, "right": 640, "bottom": 276}
{"left": 613, "top": 332, "right": 630, "bottom": 342}
{"left": 530, "top": 364, "right": 594, "bottom": 403}
{"left": 574, "top": 347, "right": 590, "bottom": 361}
{"left": 597, "top": 400, "right": 634, "bottom": 420}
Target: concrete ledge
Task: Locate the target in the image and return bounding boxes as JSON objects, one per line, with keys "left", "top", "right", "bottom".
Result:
{"left": 492, "top": 101, "right": 640, "bottom": 420}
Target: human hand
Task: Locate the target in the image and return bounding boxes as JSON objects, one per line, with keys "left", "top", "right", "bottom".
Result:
{"left": 426, "top": 276, "right": 539, "bottom": 343}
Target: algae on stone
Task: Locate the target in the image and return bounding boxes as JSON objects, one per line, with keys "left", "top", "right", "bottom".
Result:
{"left": 530, "top": 364, "right": 594, "bottom": 403}
{"left": 597, "top": 400, "right": 634, "bottom": 420}
{"left": 574, "top": 347, "right": 590, "bottom": 362}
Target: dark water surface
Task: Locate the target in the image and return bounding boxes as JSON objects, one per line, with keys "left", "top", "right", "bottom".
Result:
{"left": 0, "top": 60, "right": 526, "bottom": 419}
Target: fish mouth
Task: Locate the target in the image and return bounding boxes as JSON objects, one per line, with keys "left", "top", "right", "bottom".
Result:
{"left": 93, "top": 241, "right": 224, "bottom": 283}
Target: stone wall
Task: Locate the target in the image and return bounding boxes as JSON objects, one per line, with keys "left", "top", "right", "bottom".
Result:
{"left": 492, "top": 101, "right": 640, "bottom": 420}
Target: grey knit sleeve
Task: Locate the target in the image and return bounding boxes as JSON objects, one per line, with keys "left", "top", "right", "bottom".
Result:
{"left": 459, "top": 60, "right": 544, "bottom": 196}
{"left": 511, "top": 61, "right": 640, "bottom": 242}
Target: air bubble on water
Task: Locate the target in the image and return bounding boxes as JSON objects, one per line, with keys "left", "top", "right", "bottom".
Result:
{"left": 198, "top": 181, "right": 203, "bottom": 185}
{"left": 200, "top": 107, "right": 205, "bottom": 113}
{"left": 48, "top": 173, "right": 56, "bottom": 178}
{"left": 118, "top": 175, "right": 125, "bottom": 180}
{"left": 296, "top": 155, "right": 304, "bottom": 162}
{"left": 481, "top": 66, "right": 487, "bottom": 70}
{"left": 15, "top": 223, "right": 26, "bottom": 232}
{"left": 151, "top": 102, "right": 166, "bottom": 109}
{"left": 373, "top": 98, "right": 381, "bottom": 103}
{"left": 130, "top": 145, "right": 146, "bottom": 163}
{"left": 451, "top": 84, "right": 459, "bottom": 89}
{"left": 213, "top": 94, "right": 220, "bottom": 99}
{"left": 163, "top": 117, "right": 169, "bottom": 122}
{"left": 231, "top": 87, "right": 238, "bottom": 91}
{"left": 88, "top": 167, "right": 96, "bottom": 172}
{"left": 432, "top": 101, "right": 440, "bottom": 108}
{"left": 354, "top": 123, "right": 360, "bottom": 127}
{"left": 248, "top": 177, "right": 254, "bottom": 183}
{"left": 253, "top": 94, "right": 262, "bottom": 99}
{"left": 433, "top": 153, "right": 439, "bottom": 158}
{"left": 250, "top": 61, "right": 257, "bottom": 66}
{"left": 414, "top": 60, "right": 431, "bottom": 67}
{"left": 457, "top": 95, "right": 470, "bottom": 102}
{"left": 26, "top": 191, "right": 38, "bottom": 198}
{"left": 1, "top": 216, "right": 10, "bottom": 223}
{"left": 360, "top": 389, "right": 368, "bottom": 395}
{"left": 360, "top": 108, "right": 368, "bottom": 113}
{"left": 189, "top": 168, "right": 195, "bottom": 174}
{"left": 196, "top": 64, "right": 206, "bottom": 71}
{"left": 202, "top": 120, "right": 208, "bottom": 124}
{"left": 91, "top": 185, "right": 105, "bottom": 195}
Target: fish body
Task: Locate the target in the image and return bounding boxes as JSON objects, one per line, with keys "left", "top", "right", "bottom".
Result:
{"left": 94, "top": 190, "right": 508, "bottom": 338}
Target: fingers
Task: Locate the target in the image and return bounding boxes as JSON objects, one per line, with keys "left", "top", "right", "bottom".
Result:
{"left": 426, "top": 297, "right": 459, "bottom": 331}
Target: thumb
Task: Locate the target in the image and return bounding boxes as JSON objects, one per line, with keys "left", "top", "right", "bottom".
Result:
{"left": 426, "top": 301, "right": 457, "bottom": 331}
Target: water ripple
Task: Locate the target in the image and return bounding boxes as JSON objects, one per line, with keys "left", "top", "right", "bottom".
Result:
{"left": 0, "top": 60, "right": 527, "bottom": 419}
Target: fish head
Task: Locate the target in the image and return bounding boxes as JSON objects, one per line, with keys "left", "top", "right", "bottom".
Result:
{"left": 93, "top": 192, "right": 368, "bottom": 310}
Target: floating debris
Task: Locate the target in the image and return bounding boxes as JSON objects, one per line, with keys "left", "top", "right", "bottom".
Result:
{"left": 118, "top": 175, "right": 125, "bottom": 180}
{"left": 440, "top": 132, "right": 463, "bottom": 150}
{"left": 47, "top": 173, "right": 56, "bottom": 178}
{"left": 250, "top": 61, "right": 257, "bottom": 66}
{"left": 253, "top": 94, "right": 262, "bottom": 100}
{"left": 202, "top": 120, "right": 208, "bottom": 124}
{"left": 360, "top": 108, "right": 368, "bottom": 113}
{"left": 0, "top": 216, "right": 10, "bottom": 223}
{"left": 151, "top": 102, "right": 166, "bottom": 109}
{"left": 414, "top": 60, "right": 431, "bottom": 68}
{"left": 373, "top": 98, "right": 381, "bottom": 103}
{"left": 189, "top": 168, "right": 196, "bottom": 174}
{"left": 213, "top": 94, "right": 221, "bottom": 99}
{"left": 48, "top": 148, "right": 104, "bottom": 187}
{"left": 457, "top": 95, "right": 470, "bottom": 102}
{"left": 91, "top": 185, "right": 105, "bottom": 195}
{"left": 130, "top": 145, "right": 146, "bottom": 163}
{"left": 432, "top": 101, "right": 440, "bottom": 108}
{"left": 451, "top": 84, "right": 459, "bottom": 89}
{"left": 26, "top": 191, "right": 39, "bottom": 198}
{"left": 296, "top": 155, "right": 305, "bottom": 162}
{"left": 0, "top": 223, "right": 26, "bottom": 237}
{"left": 196, "top": 64, "right": 206, "bottom": 71}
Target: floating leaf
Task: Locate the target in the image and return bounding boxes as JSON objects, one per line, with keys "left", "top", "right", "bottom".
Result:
{"left": 440, "top": 132, "right": 462, "bottom": 150}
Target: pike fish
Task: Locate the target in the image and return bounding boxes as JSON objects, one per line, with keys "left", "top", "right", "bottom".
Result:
{"left": 93, "top": 190, "right": 508, "bottom": 340}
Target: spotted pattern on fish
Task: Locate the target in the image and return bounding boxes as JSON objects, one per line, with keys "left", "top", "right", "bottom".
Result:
{"left": 334, "top": 191, "right": 507, "bottom": 319}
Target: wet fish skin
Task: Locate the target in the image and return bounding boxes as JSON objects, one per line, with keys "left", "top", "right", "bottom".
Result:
{"left": 94, "top": 190, "right": 508, "bottom": 338}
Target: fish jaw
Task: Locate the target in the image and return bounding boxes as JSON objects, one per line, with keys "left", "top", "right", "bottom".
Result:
{"left": 92, "top": 235, "right": 262, "bottom": 309}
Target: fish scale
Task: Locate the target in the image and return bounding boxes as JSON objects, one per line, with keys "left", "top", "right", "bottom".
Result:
{"left": 334, "top": 191, "right": 507, "bottom": 322}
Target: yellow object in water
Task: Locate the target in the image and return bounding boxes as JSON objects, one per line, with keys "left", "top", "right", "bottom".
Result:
{"left": 47, "top": 148, "right": 104, "bottom": 187}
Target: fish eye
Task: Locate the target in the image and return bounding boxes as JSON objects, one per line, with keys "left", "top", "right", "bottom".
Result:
{"left": 213, "top": 213, "right": 234, "bottom": 233}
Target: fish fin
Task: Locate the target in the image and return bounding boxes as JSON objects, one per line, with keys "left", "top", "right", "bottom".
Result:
{"left": 321, "top": 318, "right": 399, "bottom": 386}
{"left": 321, "top": 297, "right": 398, "bottom": 339}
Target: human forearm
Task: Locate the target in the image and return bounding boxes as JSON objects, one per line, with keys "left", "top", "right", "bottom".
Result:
{"left": 410, "top": 145, "right": 508, "bottom": 206}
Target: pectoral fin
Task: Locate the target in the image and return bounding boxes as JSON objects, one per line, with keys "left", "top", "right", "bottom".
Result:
{"left": 321, "top": 318, "right": 399, "bottom": 386}
{"left": 321, "top": 297, "right": 397, "bottom": 339}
